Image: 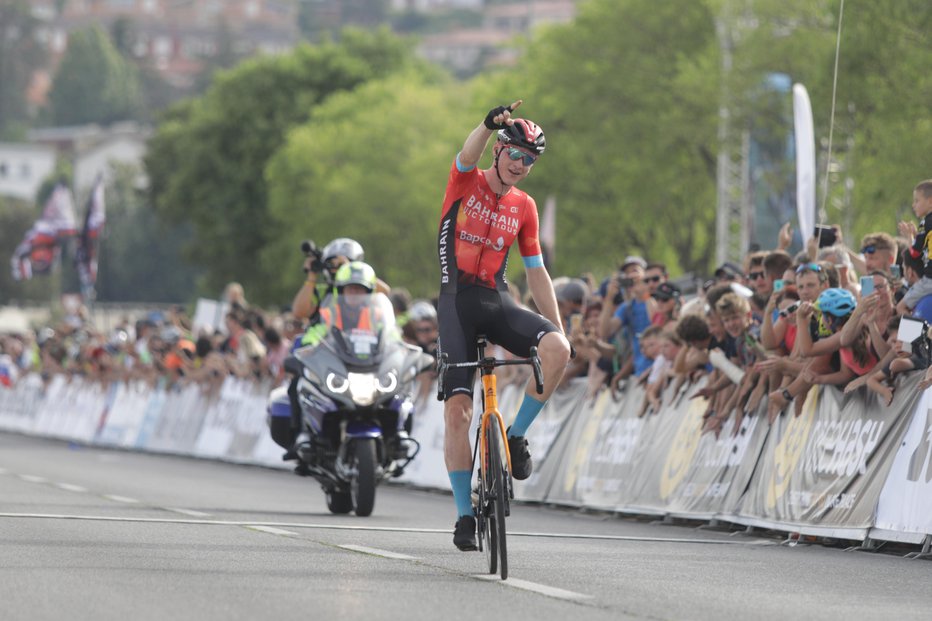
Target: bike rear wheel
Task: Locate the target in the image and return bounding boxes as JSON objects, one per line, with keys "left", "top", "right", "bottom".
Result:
{"left": 486, "top": 416, "right": 508, "bottom": 580}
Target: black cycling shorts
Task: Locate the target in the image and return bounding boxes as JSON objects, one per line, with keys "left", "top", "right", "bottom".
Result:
{"left": 438, "top": 286, "right": 559, "bottom": 400}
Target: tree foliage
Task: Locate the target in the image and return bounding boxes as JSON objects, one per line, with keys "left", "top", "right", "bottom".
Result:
{"left": 0, "top": 0, "right": 47, "bottom": 137}
{"left": 262, "top": 72, "right": 470, "bottom": 301}
{"left": 48, "top": 25, "right": 143, "bottom": 125}
{"left": 136, "top": 1, "right": 932, "bottom": 304}
{"left": 145, "top": 28, "right": 422, "bottom": 304}
{"left": 492, "top": 0, "right": 722, "bottom": 279}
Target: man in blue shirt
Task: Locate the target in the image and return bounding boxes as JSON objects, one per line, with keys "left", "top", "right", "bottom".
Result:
{"left": 599, "top": 258, "right": 655, "bottom": 377}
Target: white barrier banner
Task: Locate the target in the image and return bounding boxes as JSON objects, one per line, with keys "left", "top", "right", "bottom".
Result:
{"left": 874, "top": 388, "right": 932, "bottom": 537}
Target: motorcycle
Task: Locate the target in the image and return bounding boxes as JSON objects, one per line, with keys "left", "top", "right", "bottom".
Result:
{"left": 267, "top": 290, "right": 433, "bottom": 516}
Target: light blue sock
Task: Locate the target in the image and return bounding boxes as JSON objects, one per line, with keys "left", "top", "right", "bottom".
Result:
{"left": 449, "top": 470, "right": 474, "bottom": 518}
{"left": 508, "top": 394, "right": 546, "bottom": 438}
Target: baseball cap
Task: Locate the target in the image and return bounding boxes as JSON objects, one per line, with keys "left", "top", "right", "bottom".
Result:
{"left": 556, "top": 278, "right": 589, "bottom": 305}
{"left": 620, "top": 255, "right": 647, "bottom": 270}
{"left": 652, "top": 282, "right": 681, "bottom": 302}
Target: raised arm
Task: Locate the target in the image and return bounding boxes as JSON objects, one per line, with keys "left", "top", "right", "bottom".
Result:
{"left": 458, "top": 100, "right": 522, "bottom": 169}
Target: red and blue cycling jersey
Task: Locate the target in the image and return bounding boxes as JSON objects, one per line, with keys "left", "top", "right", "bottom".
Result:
{"left": 437, "top": 157, "right": 543, "bottom": 293}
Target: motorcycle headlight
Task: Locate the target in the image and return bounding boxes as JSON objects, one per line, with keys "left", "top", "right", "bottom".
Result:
{"left": 326, "top": 372, "right": 349, "bottom": 394}
{"left": 347, "top": 372, "right": 377, "bottom": 406}
{"left": 377, "top": 371, "right": 398, "bottom": 394}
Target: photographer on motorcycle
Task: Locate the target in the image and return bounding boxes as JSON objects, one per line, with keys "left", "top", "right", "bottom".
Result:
{"left": 284, "top": 238, "right": 388, "bottom": 461}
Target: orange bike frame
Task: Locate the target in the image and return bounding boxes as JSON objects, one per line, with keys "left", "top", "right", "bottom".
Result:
{"left": 478, "top": 372, "right": 512, "bottom": 478}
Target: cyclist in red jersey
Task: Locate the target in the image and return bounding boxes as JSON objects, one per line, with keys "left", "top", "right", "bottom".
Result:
{"left": 438, "top": 100, "right": 571, "bottom": 550}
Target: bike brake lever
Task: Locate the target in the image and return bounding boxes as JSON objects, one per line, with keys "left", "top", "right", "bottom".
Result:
{"left": 529, "top": 346, "right": 544, "bottom": 395}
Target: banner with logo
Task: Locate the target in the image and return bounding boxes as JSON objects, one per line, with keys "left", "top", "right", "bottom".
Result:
{"left": 656, "top": 395, "right": 771, "bottom": 518}
{"left": 514, "top": 378, "right": 586, "bottom": 502}
{"left": 873, "top": 387, "right": 932, "bottom": 539}
{"left": 734, "top": 377, "right": 920, "bottom": 533}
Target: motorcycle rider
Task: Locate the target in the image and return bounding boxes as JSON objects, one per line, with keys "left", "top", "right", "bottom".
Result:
{"left": 292, "top": 260, "right": 389, "bottom": 450}
{"left": 285, "top": 239, "right": 387, "bottom": 460}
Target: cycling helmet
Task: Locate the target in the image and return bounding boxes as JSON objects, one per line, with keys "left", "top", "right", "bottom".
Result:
{"left": 408, "top": 300, "right": 437, "bottom": 323}
{"left": 497, "top": 119, "right": 546, "bottom": 156}
{"left": 333, "top": 261, "right": 376, "bottom": 293}
{"left": 816, "top": 288, "right": 857, "bottom": 318}
{"left": 322, "top": 238, "right": 364, "bottom": 264}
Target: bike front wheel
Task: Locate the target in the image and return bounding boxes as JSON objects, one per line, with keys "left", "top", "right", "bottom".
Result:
{"left": 485, "top": 416, "right": 508, "bottom": 580}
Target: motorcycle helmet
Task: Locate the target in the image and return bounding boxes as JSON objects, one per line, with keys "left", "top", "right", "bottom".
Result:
{"left": 408, "top": 300, "right": 437, "bottom": 323}
{"left": 333, "top": 261, "right": 377, "bottom": 293}
{"left": 322, "top": 238, "right": 365, "bottom": 264}
{"left": 497, "top": 119, "right": 546, "bottom": 156}
{"left": 816, "top": 288, "right": 857, "bottom": 318}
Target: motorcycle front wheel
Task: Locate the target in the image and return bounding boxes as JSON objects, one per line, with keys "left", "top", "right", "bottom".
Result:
{"left": 351, "top": 438, "right": 377, "bottom": 517}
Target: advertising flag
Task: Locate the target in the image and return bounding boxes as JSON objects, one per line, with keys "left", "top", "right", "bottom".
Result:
{"left": 793, "top": 83, "right": 816, "bottom": 245}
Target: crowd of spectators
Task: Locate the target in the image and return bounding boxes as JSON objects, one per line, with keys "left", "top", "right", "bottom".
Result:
{"left": 4, "top": 180, "right": 932, "bottom": 436}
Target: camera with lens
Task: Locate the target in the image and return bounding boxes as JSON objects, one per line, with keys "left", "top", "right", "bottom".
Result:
{"left": 300, "top": 239, "right": 325, "bottom": 275}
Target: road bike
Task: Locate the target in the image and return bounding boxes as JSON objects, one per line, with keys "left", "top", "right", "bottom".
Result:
{"left": 437, "top": 336, "right": 543, "bottom": 580}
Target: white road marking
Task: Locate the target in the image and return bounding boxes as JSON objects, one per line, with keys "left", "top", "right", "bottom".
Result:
{"left": 18, "top": 474, "right": 47, "bottom": 483}
{"left": 474, "top": 575, "right": 593, "bottom": 602}
{"left": 55, "top": 483, "right": 87, "bottom": 493}
{"left": 103, "top": 494, "right": 140, "bottom": 504}
{"left": 164, "top": 507, "right": 212, "bottom": 518}
{"left": 0, "top": 513, "right": 773, "bottom": 546}
{"left": 245, "top": 525, "right": 299, "bottom": 537}
{"left": 338, "top": 544, "right": 418, "bottom": 560}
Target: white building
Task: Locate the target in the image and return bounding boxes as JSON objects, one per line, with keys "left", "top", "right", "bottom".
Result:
{"left": 0, "top": 143, "right": 57, "bottom": 202}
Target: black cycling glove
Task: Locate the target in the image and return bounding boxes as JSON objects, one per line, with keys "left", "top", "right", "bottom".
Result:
{"left": 483, "top": 105, "right": 514, "bottom": 130}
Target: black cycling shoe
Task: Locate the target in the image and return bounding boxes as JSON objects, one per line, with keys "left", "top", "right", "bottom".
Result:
{"left": 506, "top": 428, "right": 533, "bottom": 481}
{"left": 453, "top": 515, "right": 477, "bottom": 551}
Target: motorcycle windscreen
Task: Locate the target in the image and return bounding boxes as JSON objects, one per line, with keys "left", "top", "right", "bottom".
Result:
{"left": 319, "top": 291, "right": 398, "bottom": 366}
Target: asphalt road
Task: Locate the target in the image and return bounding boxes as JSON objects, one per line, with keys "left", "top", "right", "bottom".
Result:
{"left": 1, "top": 432, "right": 930, "bottom": 621}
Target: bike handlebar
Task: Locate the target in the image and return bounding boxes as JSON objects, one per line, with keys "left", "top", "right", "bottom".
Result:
{"left": 436, "top": 347, "right": 544, "bottom": 401}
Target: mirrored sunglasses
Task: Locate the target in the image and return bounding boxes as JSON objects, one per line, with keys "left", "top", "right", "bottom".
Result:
{"left": 506, "top": 147, "right": 538, "bottom": 166}
{"left": 795, "top": 262, "right": 823, "bottom": 274}
{"left": 860, "top": 245, "right": 876, "bottom": 255}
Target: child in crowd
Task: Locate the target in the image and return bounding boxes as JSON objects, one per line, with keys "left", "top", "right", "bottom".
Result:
{"left": 703, "top": 293, "right": 762, "bottom": 436}
{"left": 896, "top": 180, "right": 932, "bottom": 316}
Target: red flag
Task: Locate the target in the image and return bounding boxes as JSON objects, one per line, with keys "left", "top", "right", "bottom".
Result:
{"left": 9, "top": 181, "right": 78, "bottom": 281}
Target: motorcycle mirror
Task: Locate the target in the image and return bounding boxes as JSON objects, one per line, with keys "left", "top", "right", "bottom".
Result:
{"left": 283, "top": 355, "right": 303, "bottom": 376}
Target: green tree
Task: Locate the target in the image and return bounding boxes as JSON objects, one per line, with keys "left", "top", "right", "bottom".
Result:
{"left": 0, "top": 196, "right": 56, "bottom": 303}
{"left": 95, "top": 164, "right": 202, "bottom": 303}
{"left": 485, "top": 0, "right": 722, "bottom": 279}
{"left": 0, "top": 0, "right": 46, "bottom": 137}
{"left": 262, "top": 72, "right": 469, "bottom": 300}
{"left": 145, "top": 28, "right": 421, "bottom": 304}
{"left": 48, "top": 25, "right": 143, "bottom": 125}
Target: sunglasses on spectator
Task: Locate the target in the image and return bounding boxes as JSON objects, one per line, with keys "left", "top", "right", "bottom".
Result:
{"left": 860, "top": 245, "right": 876, "bottom": 255}
{"left": 505, "top": 147, "right": 538, "bottom": 166}
{"left": 795, "top": 262, "right": 823, "bottom": 274}
{"left": 415, "top": 326, "right": 435, "bottom": 334}
{"left": 643, "top": 276, "right": 662, "bottom": 284}
{"left": 747, "top": 271, "right": 765, "bottom": 280}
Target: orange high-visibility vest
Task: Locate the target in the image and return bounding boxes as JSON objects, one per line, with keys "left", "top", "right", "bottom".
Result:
{"left": 320, "top": 304, "right": 372, "bottom": 332}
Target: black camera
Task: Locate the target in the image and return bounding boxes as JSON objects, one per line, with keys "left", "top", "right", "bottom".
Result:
{"left": 300, "top": 239, "right": 325, "bottom": 275}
